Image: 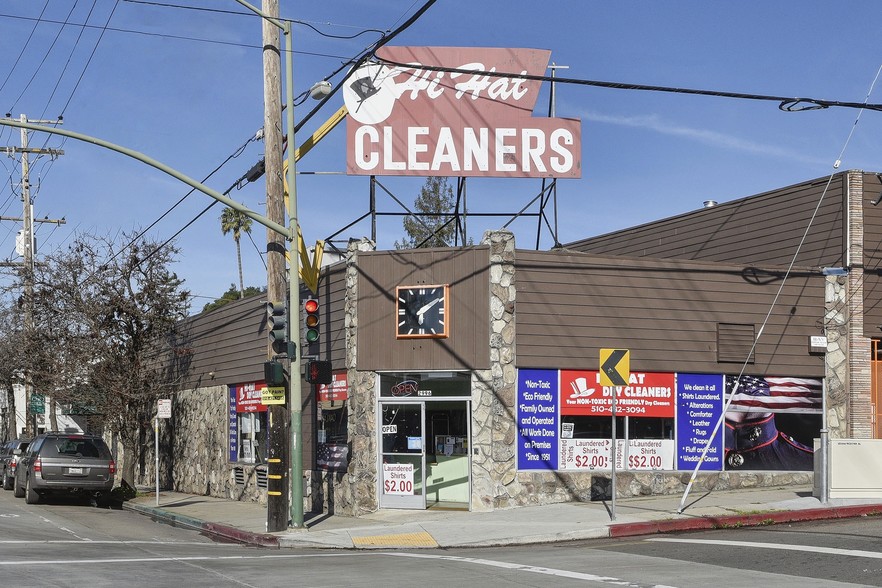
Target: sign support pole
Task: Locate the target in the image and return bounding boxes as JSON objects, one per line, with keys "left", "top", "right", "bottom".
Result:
{"left": 610, "top": 392, "right": 616, "bottom": 521}
{"left": 154, "top": 415, "right": 160, "bottom": 507}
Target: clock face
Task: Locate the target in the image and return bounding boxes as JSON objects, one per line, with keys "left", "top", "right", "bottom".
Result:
{"left": 396, "top": 285, "right": 449, "bottom": 338}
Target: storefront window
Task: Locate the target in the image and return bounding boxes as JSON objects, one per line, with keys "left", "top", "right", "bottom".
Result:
{"left": 517, "top": 369, "right": 823, "bottom": 473}
{"left": 228, "top": 381, "right": 268, "bottom": 464}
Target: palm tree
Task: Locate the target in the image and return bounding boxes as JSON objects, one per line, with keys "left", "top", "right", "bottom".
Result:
{"left": 220, "top": 206, "right": 253, "bottom": 299}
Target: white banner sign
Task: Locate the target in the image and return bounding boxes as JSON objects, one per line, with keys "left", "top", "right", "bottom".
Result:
{"left": 383, "top": 462, "right": 414, "bottom": 495}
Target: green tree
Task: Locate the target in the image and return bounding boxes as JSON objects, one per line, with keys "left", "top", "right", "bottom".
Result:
{"left": 395, "top": 177, "right": 458, "bottom": 249}
{"left": 220, "top": 206, "right": 253, "bottom": 298}
{"left": 202, "top": 283, "right": 266, "bottom": 313}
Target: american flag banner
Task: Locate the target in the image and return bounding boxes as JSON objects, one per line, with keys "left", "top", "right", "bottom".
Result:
{"left": 725, "top": 375, "right": 823, "bottom": 413}
{"left": 317, "top": 443, "right": 349, "bottom": 472}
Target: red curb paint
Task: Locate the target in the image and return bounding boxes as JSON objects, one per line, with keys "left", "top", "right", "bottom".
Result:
{"left": 202, "top": 522, "right": 280, "bottom": 548}
{"left": 609, "top": 504, "right": 882, "bottom": 538}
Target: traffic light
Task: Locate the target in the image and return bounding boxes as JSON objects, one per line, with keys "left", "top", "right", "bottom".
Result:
{"left": 306, "top": 360, "right": 332, "bottom": 385}
{"left": 303, "top": 297, "right": 319, "bottom": 355}
{"left": 264, "top": 360, "right": 285, "bottom": 386}
{"left": 266, "top": 300, "right": 289, "bottom": 355}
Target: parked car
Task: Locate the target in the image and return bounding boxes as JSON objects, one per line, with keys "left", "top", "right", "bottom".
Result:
{"left": 0, "top": 439, "right": 30, "bottom": 490}
{"left": 13, "top": 432, "right": 115, "bottom": 505}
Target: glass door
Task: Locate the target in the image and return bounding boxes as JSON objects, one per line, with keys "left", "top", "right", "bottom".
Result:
{"left": 379, "top": 402, "right": 426, "bottom": 509}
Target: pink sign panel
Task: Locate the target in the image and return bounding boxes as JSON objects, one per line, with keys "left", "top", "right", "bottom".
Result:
{"left": 344, "top": 47, "right": 581, "bottom": 178}
{"left": 560, "top": 370, "right": 675, "bottom": 418}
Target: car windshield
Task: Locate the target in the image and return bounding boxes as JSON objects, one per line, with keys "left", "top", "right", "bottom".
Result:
{"left": 42, "top": 438, "right": 107, "bottom": 459}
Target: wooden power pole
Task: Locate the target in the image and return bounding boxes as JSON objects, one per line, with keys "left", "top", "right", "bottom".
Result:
{"left": 262, "top": 0, "right": 290, "bottom": 532}
{"left": 4, "top": 115, "right": 64, "bottom": 436}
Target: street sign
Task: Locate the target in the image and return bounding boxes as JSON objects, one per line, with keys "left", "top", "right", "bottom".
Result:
{"left": 157, "top": 399, "right": 172, "bottom": 419}
{"left": 262, "top": 386, "right": 286, "bottom": 405}
{"left": 600, "top": 349, "right": 629, "bottom": 386}
{"left": 29, "top": 393, "right": 45, "bottom": 415}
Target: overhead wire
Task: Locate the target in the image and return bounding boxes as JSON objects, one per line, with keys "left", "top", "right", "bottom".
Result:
{"left": 370, "top": 54, "right": 882, "bottom": 113}
{"left": 122, "top": 0, "right": 438, "bottom": 293}
{"left": 0, "top": 12, "right": 352, "bottom": 60}
{"left": 677, "top": 63, "right": 882, "bottom": 513}
{"left": 121, "top": 0, "right": 388, "bottom": 39}
{"left": 38, "top": 0, "right": 101, "bottom": 121}
{"left": 33, "top": 0, "right": 121, "bottom": 188}
{"left": 6, "top": 1, "right": 79, "bottom": 115}
{"left": 58, "top": 0, "right": 120, "bottom": 117}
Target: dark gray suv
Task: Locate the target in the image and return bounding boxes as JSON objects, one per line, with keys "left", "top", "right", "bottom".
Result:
{"left": 0, "top": 439, "right": 30, "bottom": 490}
{"left": 13, "top": 432, "right": 115, "bottom": 505}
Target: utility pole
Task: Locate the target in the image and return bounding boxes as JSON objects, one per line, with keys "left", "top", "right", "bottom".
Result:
{"left": 5, "top": 114, "right": 64, "bottom": 436}
{"left": 262, "top": 0, "right": 290, "bottom": 532}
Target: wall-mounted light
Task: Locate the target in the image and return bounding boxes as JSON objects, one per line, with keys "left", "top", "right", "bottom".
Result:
{"left": 871, "top": 173, "right": 882, "bottom": 206}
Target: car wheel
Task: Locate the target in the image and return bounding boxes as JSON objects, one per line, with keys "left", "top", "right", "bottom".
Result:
{"left": 2, "top": 474, "right": 11, "bottom": 491}
{"left": 25, "top": 476, "right": 39, "bottom": 504}
{"left": 13, "top": 475, "right": 24, "bottom": 498}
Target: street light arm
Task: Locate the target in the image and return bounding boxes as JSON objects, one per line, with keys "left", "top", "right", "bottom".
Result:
{"left": 0, "top": 118, "right": 294, "bottom": 241}
{"left": 232, "top": 0, "right": 285, "bottom": 31}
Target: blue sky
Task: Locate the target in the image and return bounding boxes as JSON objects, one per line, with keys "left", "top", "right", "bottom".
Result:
{"left": 1, "top": 1, "right": 881, "bottom": 311}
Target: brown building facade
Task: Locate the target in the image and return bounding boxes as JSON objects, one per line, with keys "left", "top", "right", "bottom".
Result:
{"left": 154, "top": 171, "right": 876, "bottom": 515}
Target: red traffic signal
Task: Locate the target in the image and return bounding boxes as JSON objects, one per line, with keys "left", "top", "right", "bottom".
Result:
{"left": 303, "top": 298, "right": 319, "bottom": 344}
{"left": 306, "top": 360, "right": 332, "bottom": 385}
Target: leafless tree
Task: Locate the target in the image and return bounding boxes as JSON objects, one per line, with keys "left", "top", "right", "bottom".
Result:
{"left": 32, "top": 232, "right": 190, "bottom": 485}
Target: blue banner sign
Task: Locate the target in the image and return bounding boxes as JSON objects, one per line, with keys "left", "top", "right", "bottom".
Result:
{"left": 517, "top": 369, "right": 559, "bottom": 470}
{"left": 676, "top": 373, "right": 724, "bottom": 470}
{"left": 228, "top": 386, "right": 238, "bottom": 462}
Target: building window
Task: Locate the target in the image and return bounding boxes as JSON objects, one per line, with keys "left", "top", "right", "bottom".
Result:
{"left": 228, "top": 382, "right": 268, "bottom": 464}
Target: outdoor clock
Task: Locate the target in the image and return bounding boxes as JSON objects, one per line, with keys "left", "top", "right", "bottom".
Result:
{"left": 396, "top": 284, "right": 449, "bottom": 338}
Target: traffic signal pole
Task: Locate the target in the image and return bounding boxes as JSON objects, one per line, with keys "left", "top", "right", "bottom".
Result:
{"left": 235, "top": 0, "right": 304, "bottom": 530}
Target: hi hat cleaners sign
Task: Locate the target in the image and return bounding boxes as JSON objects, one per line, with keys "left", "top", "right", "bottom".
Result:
{"left": 344, "top": 47, "right": 582, "bottom": 178}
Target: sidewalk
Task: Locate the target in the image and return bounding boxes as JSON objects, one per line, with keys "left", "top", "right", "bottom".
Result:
{"left": 123, "top": 485, "right": 882, "bottom": 550}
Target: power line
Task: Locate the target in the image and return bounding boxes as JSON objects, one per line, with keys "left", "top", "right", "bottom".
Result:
{"left": 122, "top": 0, "right": 389, "bottom": 40}
{"left": 6, "top": 2, "right": 79, "bottom": 114}
{"left": 370, "top": 54, "right": 882, "bottom": 113}
{"left": 58, "top": 0, "right": 120, "bottom": 117}
{"left": 0, "top": 12, "right": 351, "bottom": 60}
{"left": 0, "top": 1, "right": 49, "bottom": 98}
{"left": 39, "top": 0, "right": 101, "bottom": 121}
{"left": 678, "top": 63, "right": 882, "bottom": 512}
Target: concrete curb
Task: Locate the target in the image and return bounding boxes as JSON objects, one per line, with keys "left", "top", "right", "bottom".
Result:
{"left": 123, "top": 502, "right": 280, "bottom": 549}
{"left": 609, "top": 504, "right": 882, "bottom": 538}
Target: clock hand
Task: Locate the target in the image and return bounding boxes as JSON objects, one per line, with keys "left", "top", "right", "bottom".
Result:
{"left": 416, "top": 297, "right": 442, "bottom": 317}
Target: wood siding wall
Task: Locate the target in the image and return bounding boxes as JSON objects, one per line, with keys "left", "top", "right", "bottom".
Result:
{"left": 515, "top": 250, "right": 826, "bottom": 377}
{"left": 566, "top": 174, "right": 847, "bottom": 268}
{"left": 357, "top": 247, "right": 490, "bottom": 371}
{"left": 175, "top": 295, "right": 267, "bottom": 389}
{"left": 312, "top": 262, "right": 347, "bottom": 366}
{"left": 861, "top": 172, "right": 882, "bottom": 336}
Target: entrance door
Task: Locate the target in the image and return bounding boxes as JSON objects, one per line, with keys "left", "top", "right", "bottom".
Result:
{"left": 874, "top": 340, "right": 882, "bottom": 438}
{"left": 379, "top": 402, "right": 426, "bottom": 509}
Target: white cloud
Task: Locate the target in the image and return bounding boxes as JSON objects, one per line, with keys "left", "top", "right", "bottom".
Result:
{"left": 580, "top": 110, "right": 830, "bottom": 166}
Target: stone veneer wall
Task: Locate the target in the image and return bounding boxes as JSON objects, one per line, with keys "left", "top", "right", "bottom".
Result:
{"left": 141, "top": 385, "right": 267, "bottom": 504}
{"left": 825, "top": 275, "right": 849, "bottom": 439}
{"left": 313, "top": 238, "right": 379, "bottom": 517}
